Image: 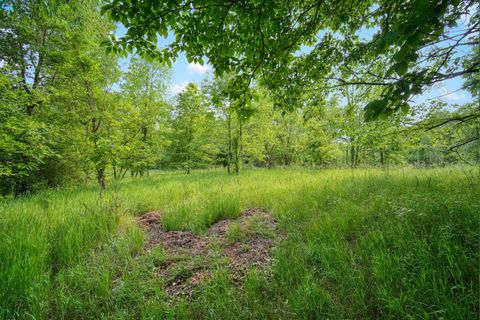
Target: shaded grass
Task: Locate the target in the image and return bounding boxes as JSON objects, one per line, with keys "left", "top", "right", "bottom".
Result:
{"left": 0, "top": 167, "right": 479, "bottom": 319}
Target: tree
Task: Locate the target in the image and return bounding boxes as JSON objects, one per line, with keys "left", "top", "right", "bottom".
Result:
{"left": 0, "top": 72, "right": 54, "bottom": 195}
{"left": 204, "top": 75, "right": 258, "bottom": 174}
{"left": 167, "top": 83, "right": 218, "bottom": 173}
{"left": 117, "top": 57, "right": 170, "bottom": 177}
{"left": 49, "top": 0, "right": 120, "bottom": 190}
{"left": 204, "top": 76, "right": 236, "bottom": 174}
{"left": 103, "top": 0, "right": 479, "bottom": 120}
{"left": 0, "top": 0, "right": 116, "bottom": 194}
{"left": 405, "top": 101, "right": 480, "bottom": 165}
{"left": 63, "top": 53, "right": 120, "bottom": 190}
{"left": 0, "top": 0, "right": 77, "bottom": 116}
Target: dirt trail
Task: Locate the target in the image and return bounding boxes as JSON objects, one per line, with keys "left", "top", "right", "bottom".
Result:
{"left": 138, "top": 208, "right": 279, "bottom": 297}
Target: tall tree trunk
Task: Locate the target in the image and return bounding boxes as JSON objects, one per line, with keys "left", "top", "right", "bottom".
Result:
{"left": 355, "top": 146, "right": 360, "bottom": 166}
{"left": 350, "top": 145, "right": 355, "bottom": 167}
{"left": 233, "top": 121, "right": 243, "bottom": 175}
{"left": 233, "top": 138, "right": 239, "bottom": 175}
{"left": 227, "top": 116, "right": 232, "bottom": 175}
{"left": 346, "top": 145, "right": 349, "bottom": 165}
{"left": 238, "top": 122, "right": 243, "bottom": 174}
{"left": 140, "top": 126, "right": 148, "bottom": 177}
{"left": 24, "top": 27, "right": 47, "bottom": 116}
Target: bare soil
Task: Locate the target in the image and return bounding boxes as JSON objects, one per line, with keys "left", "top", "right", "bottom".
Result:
{"left": 138, "top": 211, "right": 162, "bottom": 229}
{"left": 137, "top": 208, "right": 279, "bottom": 297}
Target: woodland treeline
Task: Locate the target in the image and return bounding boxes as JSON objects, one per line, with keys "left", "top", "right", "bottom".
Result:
{"left": 1, "top": 0, "right": 479, "bottom": 196}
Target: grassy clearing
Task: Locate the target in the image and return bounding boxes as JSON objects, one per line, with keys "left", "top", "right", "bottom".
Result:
{"left": 1, "top": 167, "right": 479, "bottom": 319}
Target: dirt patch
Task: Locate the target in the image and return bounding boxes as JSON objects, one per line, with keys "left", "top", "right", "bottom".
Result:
{"left": 148, "top": 230, "right": 207, "bottom": 254}
{"left": 138, "top": 211, "right": 162, "bottom": 229}
{"left": 156, "top": 259, "right": 209, "bottom": 297}
{"left": 239, "top": 207, "right": 277, "bottom": 230}
{"left": 137, "top": 208, "right": 279, "bottom": 297}
{"left": 208, "top": 218, "right": 234, "bottom": 236}
{"left": 223, "top": 237, "right": 275, "bottom": 280}
{"left": 241, "top": 207, "right": 263, "bottom": 217}
{"left": 222, "top": 209, "right": 277, "bottom": 279}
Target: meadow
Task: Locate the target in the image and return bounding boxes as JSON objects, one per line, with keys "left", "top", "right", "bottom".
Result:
{"left": 1, "top": 167, "right": 479, "bottom": 319}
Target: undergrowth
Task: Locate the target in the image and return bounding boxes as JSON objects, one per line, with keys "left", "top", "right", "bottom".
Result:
{"left": 0, "top": 167, "right": 478, "bottom": 319}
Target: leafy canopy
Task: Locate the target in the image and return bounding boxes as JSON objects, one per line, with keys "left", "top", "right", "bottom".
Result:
{"left": 102, "top": 0, "right": 479, "bottom": 118}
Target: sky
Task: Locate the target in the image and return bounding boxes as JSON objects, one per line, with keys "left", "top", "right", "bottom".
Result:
{"left": 116, "top": 25, "right": 212, "bottom": 97}
{"left": 115, "top": 8, "right": 476, "bottom": 105}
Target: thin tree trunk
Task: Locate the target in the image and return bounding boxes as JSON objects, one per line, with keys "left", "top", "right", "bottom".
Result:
{"left": 227, "top": 116, "right": 232, "bottom": 175}
{"left": 237, "top": 122, "right": 243, "bottom": 174}
{"left": 140, "top": 126, "right": 147, "bottom": 177}
{"left": 234, "top": 121, "right": 243, "bottom": 175}
{"left": 233, "top": 138, "right": 239, "bottom": 175}
{"left": 351, "top": 145, "right": 355, "bottom": 167}
{"left": 346, "top": 145, "right": 349, "bottom": 165}
{"left": 97, "top": 168, "right": 106, "bottom": 191}
{"left": 355, "top": 146, "right": 360, "bottom": 166}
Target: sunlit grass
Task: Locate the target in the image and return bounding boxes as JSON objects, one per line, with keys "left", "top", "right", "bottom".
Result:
{"left": 1, "top": 167, "right": 478, "bottom": 318}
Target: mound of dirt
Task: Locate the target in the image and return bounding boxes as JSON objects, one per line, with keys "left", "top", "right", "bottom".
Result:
{"left": 157, "top": 261, "right": 210, "bottom": 297}
{"left": 137, "top": 208, "right": 279, "bottom": 297}
{"left": 138, "top": 211, "right": 162, "bottom": 229}
{"left": 207, "top": 207, "right": 277, "bottom": 237}
{"left": 208, "top": 218, "right": 234, "bottom": 236}
{"left": 223, "top": 237, "right": 275, "bottom": 279}
{"left": 241, "top": 207, "right": 263, "bottom": 217}
{"left": 148, "top": 230, "right": 207, "bottom": 254}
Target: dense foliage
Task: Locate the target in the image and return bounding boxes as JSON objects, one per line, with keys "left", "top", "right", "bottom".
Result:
{"left": 102, "top": 0, "right": 479, "bottom": 117}
{"left": 1, "top": 2, "right": 479, "bottom": 319}
{"left": 1, "top": 0, "right": 478, "bottom": 197}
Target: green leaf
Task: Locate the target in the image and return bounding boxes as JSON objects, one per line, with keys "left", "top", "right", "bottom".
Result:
{"left": 394, "top": 61, "right": 408, "bottom": 75}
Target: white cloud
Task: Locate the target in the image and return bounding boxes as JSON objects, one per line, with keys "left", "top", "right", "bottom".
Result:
{"left": 444, "top": 91, "right": 467, "bottom": 102}
{"left": 187, "top": 62, "right": 211, "bottom": 74}
{"left": 169, "top": 81, "right": 189, "bottom": 95}
{"left": 438, "top": 85, "right": 468, "bottom": 103}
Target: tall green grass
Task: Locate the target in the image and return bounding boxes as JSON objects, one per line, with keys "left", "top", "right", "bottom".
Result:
{"left": 1, "top": 167, "right": 478, "bottom": 318}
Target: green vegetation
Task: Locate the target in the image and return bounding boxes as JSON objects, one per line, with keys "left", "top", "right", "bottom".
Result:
{"left": 1, "top": 1, "right": 479, "bottom": 319}
{"left": 1, "top": 168, "right": 478, "bottom": 319}
{"left": 103, "top": 0, "right": 479, "bottom": 119}
{"left": 1, "top": 0, "right": 479, "bottom": 196}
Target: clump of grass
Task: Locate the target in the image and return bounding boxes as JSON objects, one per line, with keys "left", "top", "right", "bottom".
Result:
{"left": 225, "top": 221, "right": 244, "bottom": 244}
{"left": 225, "top": 215, "right": 275, "bottom": 245}
{"left": 0, "top": 190, "right": 122, "bottom": 319}
{"left": 203, "top": 196, "right": 241, "bottom": 228}
{"left": 54, "top": 216, "right": 148, "bottom": 319}
{"left": 162, "top": 202, "right": 200, "bottom": 232}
